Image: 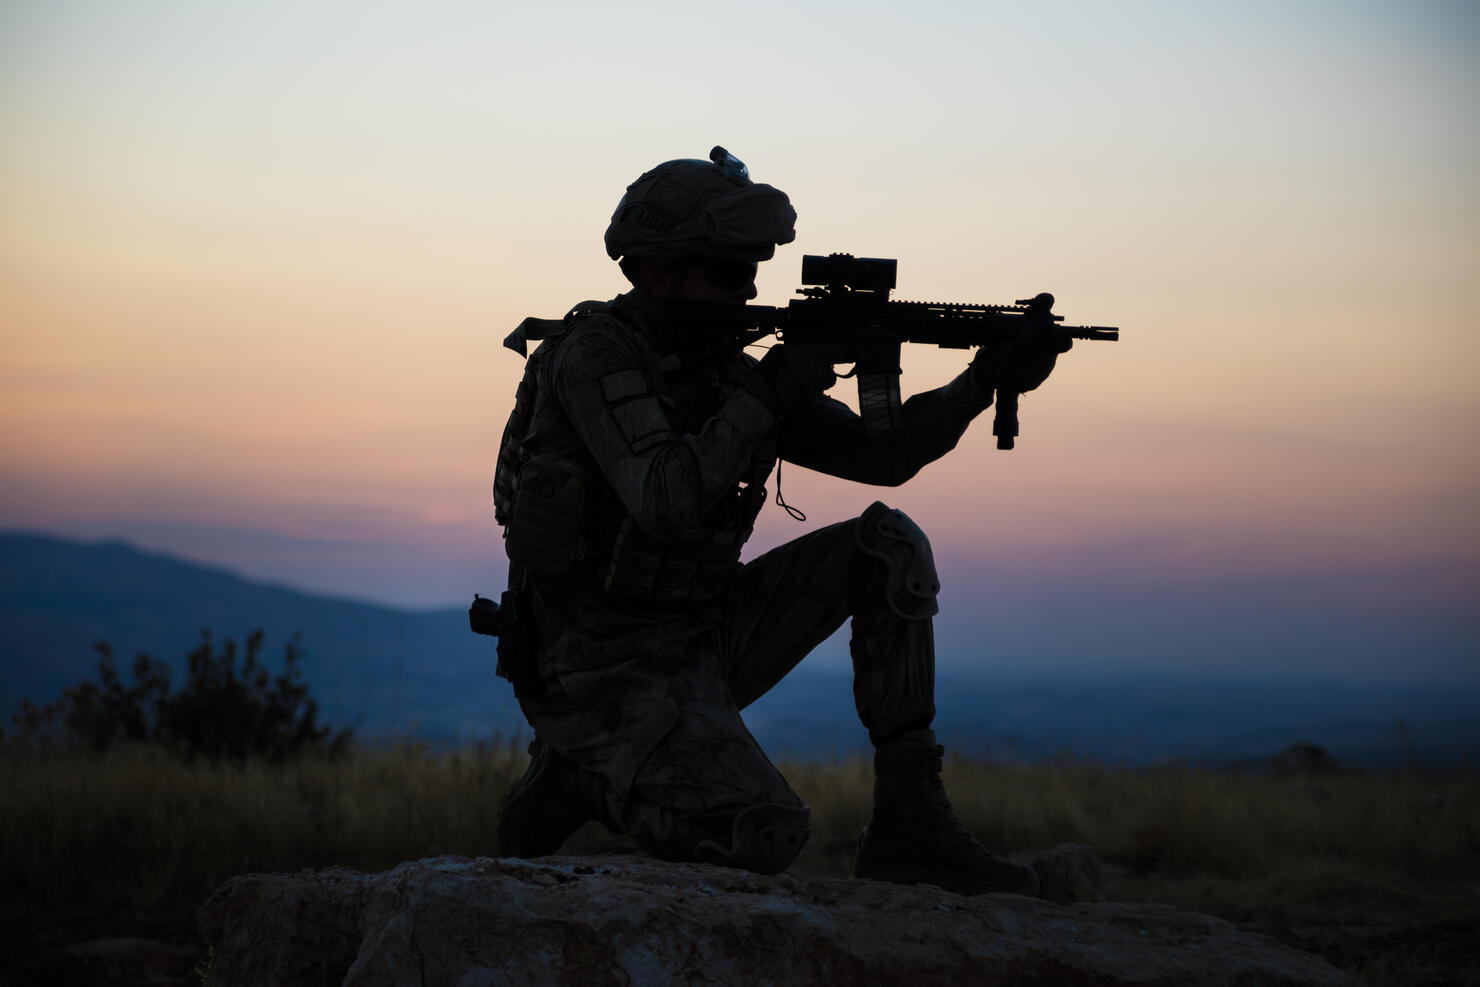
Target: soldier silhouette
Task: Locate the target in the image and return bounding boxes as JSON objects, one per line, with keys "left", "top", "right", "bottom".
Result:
{"left": 488, "top": 147, "right": 1068, "bottom": 894}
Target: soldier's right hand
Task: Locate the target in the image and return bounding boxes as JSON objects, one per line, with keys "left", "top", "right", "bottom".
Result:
{"left": 753, "top": 344, "right": 837, "bottom": 418}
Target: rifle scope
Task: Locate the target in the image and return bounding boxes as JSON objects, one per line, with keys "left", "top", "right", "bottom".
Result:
{"left": 800, "top": 253, "right": 897, "bottom": 293}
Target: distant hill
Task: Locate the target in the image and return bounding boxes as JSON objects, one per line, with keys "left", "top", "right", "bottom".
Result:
{"left": 0, "top": 532, "right": 521, "bottom": 740}
{"left": 3, "top": 532, "right": 1476, "bottom": 767}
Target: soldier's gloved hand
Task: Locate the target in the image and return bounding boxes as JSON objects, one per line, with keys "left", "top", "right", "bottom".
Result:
{"left": 752, "top": 344, "right": 836, "bottom": 417}
{"left": 969, "top": 322, "right": 1072, "bottom": 394}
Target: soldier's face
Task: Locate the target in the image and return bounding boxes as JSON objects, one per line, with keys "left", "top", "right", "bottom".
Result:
{"left": 677, "top": 259, "right": 758, "bottom": 304}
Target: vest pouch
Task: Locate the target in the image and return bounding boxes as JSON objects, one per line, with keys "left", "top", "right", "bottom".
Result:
{"left": 504, "top": 458, "right": 589, "bottom": 575}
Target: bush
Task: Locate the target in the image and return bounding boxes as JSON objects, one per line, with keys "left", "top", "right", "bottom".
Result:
{"left": 7, "top": 630, "right": 352, "bottom": 761}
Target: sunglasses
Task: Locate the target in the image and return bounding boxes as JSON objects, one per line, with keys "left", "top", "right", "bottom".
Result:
{"left": 694, "top": 259, "right": 758, "bottom": 294}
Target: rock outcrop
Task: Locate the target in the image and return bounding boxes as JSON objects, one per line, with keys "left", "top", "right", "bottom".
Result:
{"left": 199, "top": 852, "right": 1359, "bottom": 986}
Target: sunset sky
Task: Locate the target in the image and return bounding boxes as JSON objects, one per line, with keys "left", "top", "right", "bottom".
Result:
{"left": 2, "top": 1, "right": 1476, "bottom": 685}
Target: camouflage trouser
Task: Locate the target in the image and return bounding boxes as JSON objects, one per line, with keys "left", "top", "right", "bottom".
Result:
{"left": 519, "top": 505, "right": 936, "bottom": 860}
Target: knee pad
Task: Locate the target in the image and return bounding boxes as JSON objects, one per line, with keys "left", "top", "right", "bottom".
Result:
{"left": 694, "top": 802, "right": 812, "bottom": 875}
{"left": 854, "top": 501, "right": 940, "bottom": 621}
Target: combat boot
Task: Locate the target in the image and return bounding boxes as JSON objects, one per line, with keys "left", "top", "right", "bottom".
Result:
{"left": 497, "top": 736, "right": 608, "bottom": 858}
{"left": 853, "top": 729, "right": 1040, "bottom": 896}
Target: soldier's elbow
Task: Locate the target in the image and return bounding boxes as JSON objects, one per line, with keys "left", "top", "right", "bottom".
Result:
{"left": 874, "top": 457, "right": 923, "bottom": 487}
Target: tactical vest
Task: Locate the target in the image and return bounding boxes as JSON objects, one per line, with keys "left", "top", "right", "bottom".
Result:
{"left": 495, "top": 300, "right": 773, "bottom": 603}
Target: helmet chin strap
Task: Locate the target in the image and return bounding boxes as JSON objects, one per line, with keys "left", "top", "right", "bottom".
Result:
{"left": 626, "top": 287, "right": 684, "bottom": 354}
{"left": 636, "top": 261, "right": 680, "bottom": 299}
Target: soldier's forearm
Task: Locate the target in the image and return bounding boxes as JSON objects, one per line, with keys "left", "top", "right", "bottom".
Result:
{"left": 631, "top": 390, "right": 775, "bottom": 538}
{"left": 780, "top": 367, "right": 989, "bottom": 484}
{"left": 558, "top": 373, "right": 777, "bottom": 541}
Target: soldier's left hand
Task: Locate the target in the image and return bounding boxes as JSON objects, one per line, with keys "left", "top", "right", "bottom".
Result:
{"left": 969, "top": 322, "right": 1072, "bottom": 393}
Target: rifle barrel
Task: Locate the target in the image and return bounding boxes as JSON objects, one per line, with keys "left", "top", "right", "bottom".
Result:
{"left": 1068, "top": 326, "right": 1119, "bottom": 341}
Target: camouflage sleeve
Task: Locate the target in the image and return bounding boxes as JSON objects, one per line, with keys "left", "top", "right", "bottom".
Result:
{"left": 778, "top": 368, "right": 994, "bottom": 485}
{"left": 547, "top": 318, "right": 778, "bottom": 539}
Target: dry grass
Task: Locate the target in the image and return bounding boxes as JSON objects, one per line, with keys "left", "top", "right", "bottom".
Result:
{"left": 1, "top": 740, "right": 526, "bottom": 917}
{"left": 4, "top": 744, "right": 1477, "bottom": 985}
{"left": 782, "top": 754, "right": 1480, "bottom": 883}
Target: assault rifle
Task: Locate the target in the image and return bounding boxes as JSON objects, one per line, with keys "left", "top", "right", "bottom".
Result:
{"left": 663, "top": 253, "right": 1120, "bottom": 450}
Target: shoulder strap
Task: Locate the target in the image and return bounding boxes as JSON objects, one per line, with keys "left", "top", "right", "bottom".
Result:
{"left": 503, "top": 300, "right": 613, "bottom": 358}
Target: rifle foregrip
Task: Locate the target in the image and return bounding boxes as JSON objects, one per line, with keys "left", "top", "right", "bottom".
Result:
{"left": 993, "top": 390, "right": 1019, "bottom": 450}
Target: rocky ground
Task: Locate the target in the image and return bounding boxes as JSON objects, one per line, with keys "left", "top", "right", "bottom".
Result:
{"left": 195, "top": 849, "right": 1359, "bottom": 986}
{"left": 7, "top": 846, "right": 1475, "bottom": 985}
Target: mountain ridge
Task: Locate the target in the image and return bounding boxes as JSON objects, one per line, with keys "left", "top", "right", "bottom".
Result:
{"left": 0, "top": 530, "right": 520, "bottom": 740}
{"left": 3, "top": 531, "right": 1476, "bottom": 767}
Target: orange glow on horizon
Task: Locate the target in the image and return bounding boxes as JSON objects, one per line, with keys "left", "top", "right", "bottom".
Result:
{"left": 3, "top": 1, "right": 1477, "bottom": 621}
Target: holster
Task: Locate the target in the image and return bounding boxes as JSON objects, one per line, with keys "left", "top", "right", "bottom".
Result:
{"left": 490, "top": 589, "right": 542, "bottom": 699}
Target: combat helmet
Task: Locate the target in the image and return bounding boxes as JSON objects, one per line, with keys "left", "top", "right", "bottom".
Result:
{"left": 604, "top": 147, "right": 796, "bottom": 264}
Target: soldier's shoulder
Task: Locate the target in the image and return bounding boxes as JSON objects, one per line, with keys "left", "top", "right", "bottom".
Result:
{"left": 548, "top": 300, "right": 648, "bottom": 378}
{"left": 564, "top": 303, "right": 631, "bottom": 340}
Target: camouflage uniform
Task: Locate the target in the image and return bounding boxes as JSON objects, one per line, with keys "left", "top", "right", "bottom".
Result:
{"left": 494, "top": 148, "right": 1050, "bottom": 893}
{"left": 501, "top": 289, "right": 990, "bottom": 862}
